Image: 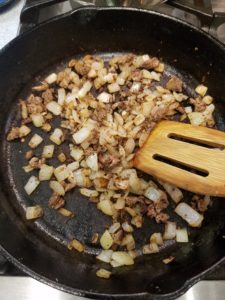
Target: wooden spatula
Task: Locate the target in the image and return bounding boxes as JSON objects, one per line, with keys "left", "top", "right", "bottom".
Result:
{"left": 133, "top": 120, "right": 225, "bottom": 197}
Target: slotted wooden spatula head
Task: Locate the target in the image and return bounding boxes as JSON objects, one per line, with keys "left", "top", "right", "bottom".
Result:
{"left": 133, "top": 120, "right": 225, "bottom": 197}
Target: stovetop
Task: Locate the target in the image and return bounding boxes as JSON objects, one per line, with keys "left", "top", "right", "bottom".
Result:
{"left": 0, "top": 0, "right": 225, "bottom": 299}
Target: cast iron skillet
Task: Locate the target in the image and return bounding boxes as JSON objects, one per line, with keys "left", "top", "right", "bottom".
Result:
{"left": 0, "top": 6, "right": 225, "bottom": 300}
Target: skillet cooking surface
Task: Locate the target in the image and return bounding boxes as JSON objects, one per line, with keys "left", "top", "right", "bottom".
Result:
{"left": 0, "top": 7, "right": 225, "bottom": 299}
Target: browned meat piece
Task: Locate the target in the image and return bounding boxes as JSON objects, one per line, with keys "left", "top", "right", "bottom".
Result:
{"left": 42, "top": 88, "right": 54, "bottom": 104}
{"left": 147, "top": 196, "right": 169, "bottom": 224}
{"left": 125, "top": 195, "right": 145, "bottom": 207}
{"left": 92, "top": 108, "right": 107, "bottom": 122}
{"left": 166, "top": 76, "right": 183, "bottom": 92}
{"left": 189, "top": 97, "right": 206, "bottom": 112}
{"left": 141, "top": 57, "right": 159, "bottom": 69}
{"left": 155, "top": 213, "right": 169, "bottom": 223}
{"left": 48, "top": 192, "right": 65, "bottom": 209}
{"left": 74, "top": 60, "right": 90, "bottom": 76}
{"left": 84, "top": 147, "right": 95, "bottom": 156}
{"left": 29, "top": 157, "right": 46, "bottom": 169}
{"left": 26, "top": 94, "right": 43, "bottom": 114}
{"left": 110, "top": 54, "right": 134, "bottom": 67}
{"left": 25, "top": 150, "right": 34, "bottom": 160}
{"left": 130, "top": 70, "right": 142, "bottom": 81}
{"left": 99, "top": 152, "right": 120, "bottom": 169}
{"left": 7, "top": 127, "right": 20, "bottom": 141}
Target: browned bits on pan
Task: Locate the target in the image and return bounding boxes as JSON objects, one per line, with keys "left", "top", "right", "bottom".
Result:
{"left": 91, "top": 233, "right": 99, "bottom": 244}
{"left": 25, "top": 150, "right": 34, "bottom": 160}
{"left": 166, "top": 76, "right": 183, "bottom": 92}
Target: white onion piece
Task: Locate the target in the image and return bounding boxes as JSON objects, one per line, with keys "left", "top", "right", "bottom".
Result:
{"left": 42, "top": 145, "right": 54, "bottom": 158}
{"left": 31, "top": 114, "right": 44, "bottom": 127}
{"left": 188, "top": 112, "right": 204, "bottom": 126}
{"left": 144, "top": 187, "right": 161, "bottom": 203}
{"left": 39, "top": 164, "right": 54, "bottom": 181}
{"left": 159, "top": 180, "right": 183, "bottom": 203}
{"left": 86, "top": 153, "right": 98, "bottom": 171}
{"left": 97, "top": 92, "right": 112, "bottom": 103}
{"left": 26, "top": 205, "right": 43, "bottom": 220}
{"left": 45, "top": 73, "right": 57, "bottom": 84}
{"left": 80, "top": 188, "right": 98, "bottom": 197}
{"left": 150, "top": 232, "right": 163, "bottom": 245}
{"left": 49, "top": 181, "right": 65, "bottom": 196}
{"left": 175, "top": 202, "right": 204, "bottom": 227}
{"left": 73, "top": 127, "right": 92, "bottom": 144}
{"left": 57, "top": 88, "right": 66, "bottom": 105}
{"left": 50, "top": 128, "right": 64, "bottom": 145}
{"left": 67, "top": 161, "right": 79, "bottom": 172}
{"left": 46, "top": 101, "right": 62, "bottom": 116}
{"left": 54, "top": 165, "right": 70, "bottom": 182}
{"left": 19, "top": 125, "right": 31, "bottom": 137}
{"left": 96, "top": 250, "right": 113, "bottom": 263}
{"left": 24, "top": 176, "right": 40, "bottom": 195}
{"left": 70, "top": 147, "right": 84, "bottom": 161}
{"left": 111, "top": 251, "right": 134, "bottom": 267}
{"left": 28, "top": 134, "right": 43, "bottom": 149}
{"left": 97, "top": 200, "right": 114, "bottom": 216}
{"left": 108, "top": 82, "right": 120, "bottom": 93}
{"left": 100, "top": 230, "right": 113, "bottom": 250}
{"left": 96, "top": 269, "right": 111, "bottom": 279}
{"left": 78, "top": 81, "right": 92, "bottom": 99}
{"left": 195, "top": 84, "right": 208, "bottom": 97}
{"left": 176, "top": 228, "right": 189, "bottom": 243}
{"left": 163, "top": 222, "right": 176, "bottom": 240}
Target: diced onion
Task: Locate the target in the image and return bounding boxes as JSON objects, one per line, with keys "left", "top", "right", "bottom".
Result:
{"left": 176, "top": 228, "right": 189, "bottom": 243}
{"left": 50, "top": 128, "right": 64, "bottom": 145}
{"left": 97, "top": 92, "right": 112, "bottom": 103}
{"left": 144, "top": 187, "right": 161, "bottom": 203}
{"left": 73, "top": 127, "right": 92, "bottom": 144}
{"left": 26, "top": 205, "right": 43, "bottom": 220}
{"left": 159, "top": 181, "right": 183, "bottom": 203}
{"left": 31, "top": 114, "right": 44, "bottom": 127}
{"left": 39, "top": 164, "right": 54, "bottom": 181}
{"left": 188, "top": 112, "right": 204, "bottom": 126}
{"left": 28, "top": 134, "right": 43, "bottom": 149}
{"left": 57, "top": 88, "right": 66, "bottom": 105}
{"left": 78, "top": 81, "right": 92, "bottom": 99}
{"left": 42, "top": 145, "right": 54, "bottom": 158}
{"left": 96, "top": 250, "right": 113, "bottom": 263}
{"left": 175, "top": 202, "right": 204, "bottom": 227}
{"left": 97, "top": 200, "right": 114, "bottom": 216}
{"left": 45, "top": 73, "right": 57, "bottom": 84}
{"left": 24, "top": 176, "right": 40, "bottom": 195}
{"left": 49, "top": 181, "right": 65, "bottom": 196}
{"left": 96, "top": 269, "right": 111, "bottom": 279}
{"left": 46, "top": 101, "right": 62, "bottom": 116}
{"left": 54, "top": 165, "right": 70, "bottom": 182}
{"left": 163, "top": 222, "right": 176, "bottom": 240}
{"left": 150, "top": 232, "right": 163, "bottom": 245}
{"left": 195, "top": 84, "right": 208, "bottom": 97}
{"left": 67, "top": 161, "right": 79, "bottom": 172}
{"left": 108, "top": 222, "right": 121, "bottom": 234}
{"left": 142, "top": 243, "right": 159, "bottom": 254}
{"left": 86, "top": 153, "right": 98, "bottom": 171}
{"left": 111, "top": 251, "right": 134, "bottom": 267}
{"left": 80, "top": 188, "right": 99, "bottom": 197}
{"left": 100, "top": 230, "right": 113, "bottom": 250}
{"left": 69, "top": 239, "right": 84, "bottom": 252}
{"left": 108, "top": 82, "right": 120, "bottom": 93}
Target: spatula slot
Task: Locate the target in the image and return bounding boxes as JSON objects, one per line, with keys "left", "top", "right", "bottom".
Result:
{"left": 168, "top": 133, "right": 224, "bottom": 150}
{"left": 153, "top": 154, "right": 209, "bottom": 177}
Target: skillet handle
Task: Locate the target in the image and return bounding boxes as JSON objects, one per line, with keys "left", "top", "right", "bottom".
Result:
{"left": 20, "top": 0, "right": 94, "bottom": 25}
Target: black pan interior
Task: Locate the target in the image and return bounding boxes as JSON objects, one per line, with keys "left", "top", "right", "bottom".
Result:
{"left": 0, "top": 7, "right": 225, "bottom": 299}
